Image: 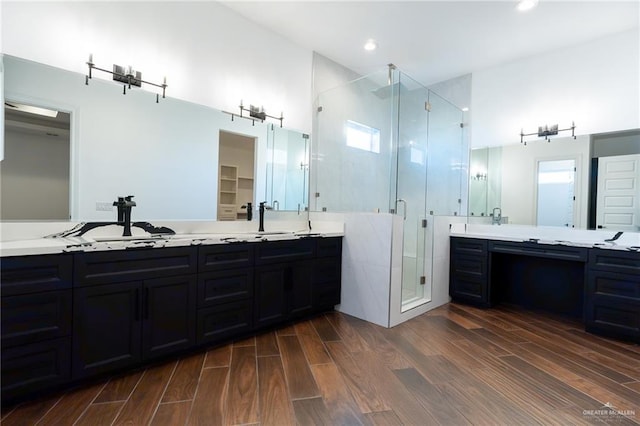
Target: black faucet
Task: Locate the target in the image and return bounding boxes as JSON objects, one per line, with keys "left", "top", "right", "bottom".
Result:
{"left": 243, "top": 202, "right": 253, "bottom": 221}
{"left": 258, "top": 202, "right": 266, "bottom": 232}
{"left": 113, "top": 195, "right": 136, "bottom": 236}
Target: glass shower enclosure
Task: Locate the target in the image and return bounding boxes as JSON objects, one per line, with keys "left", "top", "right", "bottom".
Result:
{"left": 312, "top": 66, "right": 465, "bottom": 312}
{"left": 265, "top": 124, "right": 310, "bottom": 213}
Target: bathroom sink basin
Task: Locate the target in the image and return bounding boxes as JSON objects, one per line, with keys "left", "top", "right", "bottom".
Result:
{"left": 253, "top": 231, "right": 293, "bottom": 236}
{"left": 91, "top": 235, "right": 168, "bottom": 242}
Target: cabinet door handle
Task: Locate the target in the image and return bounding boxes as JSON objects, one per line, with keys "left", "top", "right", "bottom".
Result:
{"left": 135, "top": 288, "right": 140, "bottom": 321}
{"left": 144, "top": 287, "right": 150, "bottom": 320}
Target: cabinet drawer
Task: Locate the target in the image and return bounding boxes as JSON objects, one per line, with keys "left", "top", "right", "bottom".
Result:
{"left": 587, "top": 270, "right": 640, "bottom": 300}
{"left": 1, "top": 254, "right": 72, "bottom": 295}
{"left": 2, "top": 290, "right": 72, "bottom": 347}
{"left": 255, "top": 238, "right": 315, "bottom": 265}
{"left": 450, "top": 276, "right": 487, "bottom": 305}
{"left": 489, "top": 241, "right": 587, "bottom": 262}
{"left": 451, "top": 238, "right": 487, "bottom": 257}
{"left": 585, "top": 297, "right": 639, "bottom": 343}
{"left": 197, "top": 299, "right": 253, "bottom": 344}
{"left": 198, "top": 269, "right": 253, "bottom": 307}
{"left": 316, "top": 237, "right": 342, "bottom": 258}
{"left": 74, "top": 247, "right": 197, "bottom": 286}
{"left": 451, "top": 254, "right": 487, "bottom": 279}
{"left": 198, "top": 244, "right": 253, "bottom": 272}
{"left": 589, "top": 249, "right": 640, "bottom": 274}
{"left": 313, "top": 257, "right": 341, "bottom": 284}
{"left": 218, "top": 206, "right": 236, "bottom": 220}
{"left": 1, "top": 337, "right": 71, "bottom": 402}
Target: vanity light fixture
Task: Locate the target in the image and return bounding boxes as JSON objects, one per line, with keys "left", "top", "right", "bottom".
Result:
{"left": 516, "top": 0, "right": 538, "bottom": 12}
{"left": 227, "top": 100, "right": 284, "bottom": 127}
{"left": 364, "top": 39, "right": 378, "bottom": 51}
{"left": 520, "top": 121, "right": 576, "bottom": 145}
{"left": 85, "top": 54, "right": 168, "bottom": 103}
{"left": 471, "top": 169, "right": 488, "bottom": 180}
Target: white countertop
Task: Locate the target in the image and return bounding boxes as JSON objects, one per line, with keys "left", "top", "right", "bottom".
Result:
{"left": 0, "top": 219, "right": 344, "bottom": 257}
{"left": 450, "top": 223, "right": 640, "bottom": 252}
{"left": 0, "top": 231, "right": 344, "bottom": 257}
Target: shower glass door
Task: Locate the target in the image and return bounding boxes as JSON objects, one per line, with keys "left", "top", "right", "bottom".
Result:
{"left": 392, "top": 71, "right": 430, "bottom": 311}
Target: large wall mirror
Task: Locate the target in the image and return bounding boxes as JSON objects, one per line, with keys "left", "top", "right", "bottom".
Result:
{"left": 469, "top": 129, "right": 640, "bottom": 231}
{"left": 1, "top": 55, "right": 310, "bottom": 223}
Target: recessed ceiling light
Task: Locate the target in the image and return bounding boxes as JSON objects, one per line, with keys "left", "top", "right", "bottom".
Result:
{"left": 5, "top": 102, "right": 59, "bottom": 118}
{"left": 364, "top": 39, "right": 377, "bottom": 51}
{"left": 462, "top": 107, "right": 470, "bottom": 112}
{"left": 516, "top": 0, "right": 538, "bottom": 12}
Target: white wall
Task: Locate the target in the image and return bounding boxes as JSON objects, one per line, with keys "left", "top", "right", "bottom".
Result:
{"left": 472, "top": 28, "right": 640, "bottom": 148}
{"left": 1, "top": 1, "right": 313, "bottom": 133}
{"left": 501, "top": 135, "right": 590, "bottom": 228}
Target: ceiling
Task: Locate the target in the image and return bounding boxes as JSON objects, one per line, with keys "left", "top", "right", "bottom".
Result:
{"left": 222, "top": 1, "right": 639, "bottom": 87}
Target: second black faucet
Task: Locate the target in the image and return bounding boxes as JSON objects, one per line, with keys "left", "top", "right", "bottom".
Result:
{"left": 113, "top": 195, "right": 136, "bottom": 236}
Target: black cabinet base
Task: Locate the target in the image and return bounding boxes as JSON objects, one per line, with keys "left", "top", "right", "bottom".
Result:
{"left": 1, "top": 237, "right": 343, "bottom": 407}
{"left": 1, "top": 337, "right": 71, "bottom": 404}
{"left": 0, "top": 308, "right": 338, "bottom": 408}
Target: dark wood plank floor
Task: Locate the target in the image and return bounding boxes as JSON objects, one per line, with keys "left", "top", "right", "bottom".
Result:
{"left": 3, "top": 303, "right": 639, "bottom": 425}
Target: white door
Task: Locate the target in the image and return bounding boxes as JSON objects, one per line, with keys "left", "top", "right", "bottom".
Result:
{"left": 596, "top": 154, "right": 640, "bottom": 231}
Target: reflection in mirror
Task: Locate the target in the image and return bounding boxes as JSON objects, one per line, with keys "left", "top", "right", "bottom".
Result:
{"left": 536, "top": 159, "right": 576, "bottom": 227}
{"left": 469, "top": 146, "right": 501, "bottom": 218}
{"left": 217, "top": 131, "right": 256, "bottom": 221}
{"left": 469, "top": 129, "right": 640, "bottom": 231}
{"left": 2, "top": 55, "right": 310, "bottom": 224}
{"left": 595, "top": 154, "right": 640, "bottom": 231}
{"left": 265, "top": 125, "right": 309, "bottom": 213}
{"left": 1, "top": 102, "right": 71, "bottom": 220}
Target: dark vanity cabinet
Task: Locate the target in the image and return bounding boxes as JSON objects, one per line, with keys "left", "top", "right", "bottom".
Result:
{"left": 449, "top": 238, "right": 490, "bottom": 307}
{"left": 196, "top": 243, "right": 254, "bottom": 344}
{"left": 72, "top": 247, "right": 198, "bottom": 378}
{"left": 252, "top": 237, "right": 343, "bottom": 329}
{"left": 313, "top": 237, "right": 343, "bottom": 310}
{"left": 0, "top": 254, "right": 73, "bottom": 402}
{"left": 450, "top": 236, "right": 639, "bottom": 344}
{"left": 0, "top": 236, "right": 343, "bottom": 405}
{"left": 254, "top": 238, "right": 316, "bottom": 328}
{"left": 586, "top": 249, "right": 640, "bottom": 342}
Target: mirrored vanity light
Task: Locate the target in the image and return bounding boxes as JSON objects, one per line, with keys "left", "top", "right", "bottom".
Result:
{"left": 85, "top": 54, "right": 168, "bottom": 103}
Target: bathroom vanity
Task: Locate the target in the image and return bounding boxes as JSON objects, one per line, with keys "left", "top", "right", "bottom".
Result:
{"left": 0, "top": 234, "right": 342, "bottom": 405}
{"left": 449, "top": 227, "right": 639, "bottom": 343}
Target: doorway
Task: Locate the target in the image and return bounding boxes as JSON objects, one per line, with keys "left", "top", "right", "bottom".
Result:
{"left": 1, "top": 101, "right": 71, "bottom": 220}
{"left": 535, "top": 159, "right": 576, "bottom": 227}
{"left": 217, "top": 131, "right": 256, "bottom": 221}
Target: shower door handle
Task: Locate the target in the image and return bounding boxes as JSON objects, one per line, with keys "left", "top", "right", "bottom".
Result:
{"left": 395, "top": 199, "right": 407, "bottom": 220}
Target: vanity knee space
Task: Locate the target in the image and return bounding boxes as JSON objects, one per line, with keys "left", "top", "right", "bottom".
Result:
{"left": 449, "top": 236, "right": 640, "bottom": 343}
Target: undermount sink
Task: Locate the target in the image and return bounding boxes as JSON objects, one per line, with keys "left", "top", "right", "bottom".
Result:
{"left": 90, "top": 235, "right": 168, "bottom": 242}
{"left": 252, "top": 231, "right": 293, "bottom": 236}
